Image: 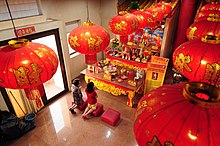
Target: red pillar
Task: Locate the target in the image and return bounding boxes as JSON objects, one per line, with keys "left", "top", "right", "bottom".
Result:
{"left": 173, "top": 0, "right": 198, "bottom": 51}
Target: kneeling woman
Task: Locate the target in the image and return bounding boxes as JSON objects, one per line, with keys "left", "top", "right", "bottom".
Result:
{"left": 82, "top": 82, "right": 98, "bottom": 119}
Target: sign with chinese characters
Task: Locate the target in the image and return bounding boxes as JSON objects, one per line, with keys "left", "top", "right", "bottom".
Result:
{"left": 15, "top": 26, "right": 36, "bottom": 37}
{"left": 145, "top": 56, "right": 169, "bottom": 93}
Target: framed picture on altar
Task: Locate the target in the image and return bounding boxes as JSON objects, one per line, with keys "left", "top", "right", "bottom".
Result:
{"left": 152, "top": 72, "right": 158, "bottom": 80}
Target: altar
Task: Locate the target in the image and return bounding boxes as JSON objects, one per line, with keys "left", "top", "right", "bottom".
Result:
{"left": 81, "top": 69, "right": 144, "bottom": 107}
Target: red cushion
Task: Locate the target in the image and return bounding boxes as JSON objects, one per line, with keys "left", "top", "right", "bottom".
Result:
{"left": 101, "top": 108, "right": 120, "bottom": 126}
{"left": 77, "top": 101, "right": 88, "bottom": 111}
{"left": 92, "top": 103, "right": 103, "bottom": 117}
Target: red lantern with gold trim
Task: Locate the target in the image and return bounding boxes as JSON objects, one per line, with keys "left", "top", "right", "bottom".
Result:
{"left": 186, "top": 20, "right": 220, "bottom": 41}
{"left": 108, "top": 12, "right": 139, "bottom": 35}
{"left": 0, "top": 39, "right": 58, "bottom": 89}
{"left": 156, "top": 2, "right": 172, "bottom": 15}
{"left": 134, "top": 82, "right": 220, "bottom": 146}
{"left": 131, "top": 10, "right": 149, "bottom": 29}
{"left": 200, "top": 3, "right": 220, "bottom": 11}
{"left": 68, "top": 21, "right": 110, "bottom": 55}
{"left": 195, "top": 10, "right": 220, "bottom": 20}
{"left": 108, "top": 11, "right": 138, "bottom": 44}
{"left": 144, "top": 11, "right": 156, "bottom": 29}
{"left": 145, "top": 7, "right": 165, "bottom": 22}
{"left": 173, "top": 37, "right": 220, "bottom": 86}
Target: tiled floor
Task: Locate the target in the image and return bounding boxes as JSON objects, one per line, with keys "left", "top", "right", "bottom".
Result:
{"left": 2, "top": 66, "right": 174, "bottom": 146}
{"left": 2, "top": 76, "right": 145, "bottom": 146}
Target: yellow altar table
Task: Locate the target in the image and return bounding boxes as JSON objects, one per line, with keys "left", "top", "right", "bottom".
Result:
{"left": 81, "top": 69, "right": 144, "bottom": 107}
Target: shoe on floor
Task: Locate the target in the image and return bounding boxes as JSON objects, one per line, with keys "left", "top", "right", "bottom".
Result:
{"left": 69, "top": 108, "right": 76, "bottom": 114}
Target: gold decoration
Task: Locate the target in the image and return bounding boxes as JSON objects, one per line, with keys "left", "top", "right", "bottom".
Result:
{"left": 8, "top": 39, "right": 29, "bottom": 48}
{"left": 188, "top": 27, "right": 197, "bottom": 40}
{"left": 29, "top": 63, "right": 42, "bottom": 85}
{"left": 103, "top": 74, "right": 112, "bottom": 81}
{"left": 204, "top": 63, "right": 220, "bottom": 83}
{"left": 174, "top": 53, "right": 192, "bottom": 72}
{"left": 114, "top": 22, "right": 126, "bottom": 32}
{"left": 88, "top": 37, "right": 96, "bottom": 49}
{"left": 106, "top": 58, "right": 147, "bottom": 71}
{"left": 14, "top": 66, "right": 30, "bottom": 87}
{"left": 69, "top": 36, "right": 80, "bottom": 48}
{"left": 34, "top": 50, "right": 44, "bottom": 57}
{"left": 95, "top": 36, "right": 103, "bottom": 47}
{"left": 85, "top": 75, "right": 136, "bottom": 107}
{"left": 128, "top": 80, "right": 137, "bottom": 87}
{"left": 147, "top": 136, "right": 163, "bottom": 146}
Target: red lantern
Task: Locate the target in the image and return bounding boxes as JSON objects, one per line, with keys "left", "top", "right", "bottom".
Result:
{"left": 143, "top": 11, "right": 156, "bottom": 29}
{"left": 194, "top": 16, "right": 220, "bottom": 22}
{"left": 156, "top": 2, "right": 172, "bottom": 15}
{"left": 186, "top": 20, "right": 220, "bottom": 41}
{"left": 68, "top": 21, "right": 110, "bottom": 55}
{"left": 134, "top": 82, "right": 220, "bottom": 146}
{"left": 145, "top": 7, "right": 165, "bottom": 22}
{"left": 108, "top": 11, "right": 139, "bottom": 35}
{"left": 0, "top": 39, "right": 58, "bottom": 89}
{"left": 131, "top": 10, "right": 149, "bottom": 29}
{"left": 195, "top": 10, "right": 220, "bottom": 20}
{"left": 173, "top": 38, "right": 220, "bottom": 86}
{"left": 200, "top": 3, "right": 220, "bottom": 11}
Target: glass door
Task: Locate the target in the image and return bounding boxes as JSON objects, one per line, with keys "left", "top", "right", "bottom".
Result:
{"left": 31, "top": 29, "right": 68, "bottom": 103}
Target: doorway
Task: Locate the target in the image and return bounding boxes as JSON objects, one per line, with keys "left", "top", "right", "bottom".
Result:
{"left": 0, "top": 29, "right": 69, "bottom": 114}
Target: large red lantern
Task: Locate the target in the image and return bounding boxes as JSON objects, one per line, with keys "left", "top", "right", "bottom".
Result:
{"left": 173, "top": 38, "right": 220, "bottom": 86}
{"left": 195, "top": 10, "right": 220, "bottom": 20}
{"left": 156, "top": 2, "right": 172, "bottom": 15}
{"left": 0, "top": 39, "right": 58, "bottom": 89}
{"left": 200, "top": 3, "right": 220, "bottom": 11}
{"left": 186, "top": 20, "right": 220, "bottom": 41}
{"left": 108, "top": 12, "right": 139, "bottom": 36}
{"left": 144, "top": 11, "right": 156, "bottom": 29}
{"left": 145, "top": 7, "right": 165, "bottom": 22}
{"left": 68, "top": 21, "right": 110, "bottom": 55}
{"left": 134, "top": 82, "right": 220, "bottom": 146}
{"left": 131, "top": 10, "right": 149, "bottom": 29}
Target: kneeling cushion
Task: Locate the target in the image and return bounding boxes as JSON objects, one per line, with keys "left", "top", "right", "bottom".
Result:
{"left": 101, "top": 108, "right": 120, "bottom": 126}
{"left": 92, "top": 103, "right": 103, "bottom": 117}
{"left": 77, "top": 101, "right": 88, "bottom": 111}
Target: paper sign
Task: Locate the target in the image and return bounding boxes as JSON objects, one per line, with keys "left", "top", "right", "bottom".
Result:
{"left": 15, "top": 26, "right": 36, "bottom": 37}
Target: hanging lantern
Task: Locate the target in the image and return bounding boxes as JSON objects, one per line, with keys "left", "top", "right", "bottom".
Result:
{"left": 134, "top": 82, "right": 220, "bottom": 146}
{"left": 194, "top": 15, "right": 220, "bottom": 22}
{"left": 145, "top": 7, "right": 165, "bottom": 22}
{"left": 200, "top": 3, "right": 220, "bottom": 11}
{"left": 186, "top": 20, "right": 220, "bottom": 41}
{"left": 195, "top": 10, "right": 220, "bottom": 20}
{"left": 131, "top": 10, "right": 149, "bottom": 29}
{"left": 68, "top": 21, "right": 110, "bottom": 55}
{"left": 156, "top": 2, "right": 172, "bottom": 15}
{"left": 108, "top": 11, "right": 139, "bottom": 44}
{"left": 144, "top": 11, "right": 157, "bottom": 29}
{"left": 173, "top": 37, "right": 220, "bottom": 86}
{"left": 0, "top": 39, "right": 58, "bottom": 89}
{"left": 109, "top": 11, "right": 139, "bottom": 35}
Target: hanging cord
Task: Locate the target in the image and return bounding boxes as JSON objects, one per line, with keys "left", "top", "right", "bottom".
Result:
{"left": 5, "top": 0, "right": 19, "bottom": 39}
{"left": 86, "top": 0, "right": 90, "bottom": 22}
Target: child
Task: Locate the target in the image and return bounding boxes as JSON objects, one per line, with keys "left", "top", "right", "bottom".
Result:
{"left": 69, "top": 79, "right": 84, "bottom": 114}
{"left": 82, "top": 82, "right": 98, "bottom": 119}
